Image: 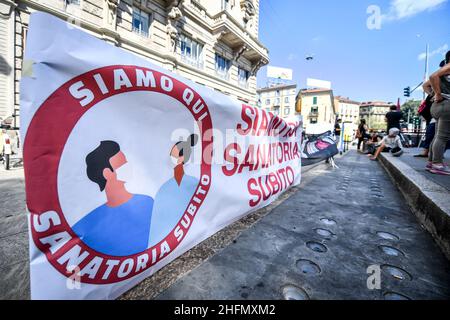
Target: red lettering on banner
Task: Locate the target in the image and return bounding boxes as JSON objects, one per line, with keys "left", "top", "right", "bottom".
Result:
{"left": 222, "top": 141, "right": 300, "bottom": 175}
{"left": 247, "top": 166, "right": 296, "bottom": 207}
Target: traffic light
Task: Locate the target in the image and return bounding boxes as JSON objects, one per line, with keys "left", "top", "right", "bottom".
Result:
{"left": 403, "top": 86, "right": 410, "bottom": 97}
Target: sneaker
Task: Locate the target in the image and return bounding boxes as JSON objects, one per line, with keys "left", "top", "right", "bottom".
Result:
{"left": 429, "top": 163, "right": 450, "bottom": 176}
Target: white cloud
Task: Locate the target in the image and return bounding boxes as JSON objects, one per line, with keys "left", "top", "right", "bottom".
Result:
{"left": 418, "top": 44, "right": 448, "bottom": 60}
{"left": 382, "top": 0, "right": 447, "bottom": 22}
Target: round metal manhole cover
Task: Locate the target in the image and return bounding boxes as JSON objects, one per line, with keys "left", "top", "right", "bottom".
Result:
{"left": 379, "top": 245, "right": 404, "bottom": 257}
{"left": 296, "top": 259, "right": 321, "bottom": 275}
{"left": 376, "top": 231, "right": 399, "bottom": 241}
{"left": 383, "top": 291, "right": 411, "bottom": 300}
{"left": 306, "top": 241, "right": 328, "bottom": 253}
{"left": 314, "top": 228, "right": 334, "bottom": 238}
{"left": 320, "top": 218, "right": 337, "bottom": 226}
{"left": 281, "top": 285, "right": 310, "bottom": 300}
{"left": 381, "top": 265, "right": 412, "bottom": 281}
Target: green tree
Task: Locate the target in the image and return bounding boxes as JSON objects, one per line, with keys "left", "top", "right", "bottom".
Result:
{"left": 400, "top": 100, "right": 421, "bottom": 123}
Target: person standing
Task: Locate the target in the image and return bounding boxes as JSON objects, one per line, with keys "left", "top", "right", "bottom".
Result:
{"left": 423, "top": 51, "right": 450, "bottom": 175}
{"left": 416, "top": 60, "right": 450, "bottom": 158}
{"left": 356, "top": 119, "right": 369, "bottom": 152}
{"left": 385, "top": 105, "right": 402, "bottom": 131}
{"left": 334, "top": 118, "right": 342, "bottom": 137}
{"left": 415, "top": 95, "right": 435, "bottom": 157}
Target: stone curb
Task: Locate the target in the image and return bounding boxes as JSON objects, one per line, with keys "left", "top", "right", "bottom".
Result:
{"left": 378, "top": 152, "right": 450, "bottom": 261}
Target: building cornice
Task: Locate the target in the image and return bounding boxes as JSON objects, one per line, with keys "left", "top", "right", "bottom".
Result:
{"left": 14, "top": 0, "right": 259, "bottom": 103}
{"left": 182, "top": 1, "right": 269, "bottom": 63}
{"left": 0, "top": 0, "right": 16, "bottom": 16}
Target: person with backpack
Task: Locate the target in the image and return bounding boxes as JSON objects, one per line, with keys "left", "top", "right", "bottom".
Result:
{"left": 356, "top": 119, "right": 369, "bottom": 152}
{"left": 415, "top": 94, "right": 436, "bottom": 157}
{"left": 422, "top": 51, "right": 450, "bottom": 175}
{"left": 416, "top": 61, "right": 450, "bottom": 158}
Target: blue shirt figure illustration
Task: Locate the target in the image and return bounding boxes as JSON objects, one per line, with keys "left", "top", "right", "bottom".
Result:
{"left": 73, "top": 194, "right": 153, "bottom": 256}
{"left": 148, "top": 133, "right": 200, "bottom": 247}
{"left": 148, "top": 174, "right": 198, "bottom": 246}
{"left": 76, "top": 141, "right": 154, "bottom": 256}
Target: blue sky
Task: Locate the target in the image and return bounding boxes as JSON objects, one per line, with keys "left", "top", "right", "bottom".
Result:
{"left": 257, "top": 0, "right": 450, "bottom": 103}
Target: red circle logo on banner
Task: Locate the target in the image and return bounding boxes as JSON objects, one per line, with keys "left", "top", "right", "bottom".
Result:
{"left": 23, "top": 65, "right": 213, "bottom": 284}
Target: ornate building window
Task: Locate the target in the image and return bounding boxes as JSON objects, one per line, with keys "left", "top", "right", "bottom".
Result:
{"left": 222, "top": 0, "right": 235, "bottom": 11}
{"left": 178, "top": 34, "right": 204, "bottom": 69}
{"left": 65, "top": 0, "right": 80, "bottom": 5}
{"left": 284, "top": 106, "right": 291, "bottom": 116}
{"left": 132, "top": 7, "right": 150, "bottom": 37}
{"left": 238, "top": 67, "right": 250, "bottom": 88}
{"left": 215, "top": 54, "right": 231, "bottom": 80}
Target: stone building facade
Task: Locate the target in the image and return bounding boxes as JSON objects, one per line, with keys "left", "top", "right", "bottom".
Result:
{"left": 256, "top": 83, "right": 297, "bottom": 119}
{"left": 0, "top": 0, "right": 269, "bottom": 126}
{"left": 296, "top": 88, "right": 336, "bottom": 133}
{"left": 359, "top": 101, "right": 392, "bottom": 131}
{"left": 334, "top": 96, "right": 360, "bottom": 135}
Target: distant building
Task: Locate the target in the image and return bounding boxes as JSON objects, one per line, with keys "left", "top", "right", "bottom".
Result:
{"left": 257, "top": 83, "right": 297, "bottom": 118}
{"left": 359, "top": 101, "right": 392, "bottom": 131}
{"left": 0, "top": 0, "right": 269, "bottom": 125}
{"left": 334, "top": 96, "right": 360, "bottom": 136}
{"left": 296, "top": 88, "right": 336, "bottom": 133}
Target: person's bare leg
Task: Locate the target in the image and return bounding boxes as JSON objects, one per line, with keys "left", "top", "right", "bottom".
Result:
{"left": 371, "top": 143, "right": 385, "bottom": 160}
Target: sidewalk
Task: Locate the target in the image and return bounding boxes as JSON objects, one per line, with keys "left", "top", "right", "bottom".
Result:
{"left": 0, "top": 166, "right": 29, "bottom": 300}
{"left": 379, "top": 149, "right": 450, "bottom": 261}
{"left": 396, "top": 150, "right": 450, "bottom": 192}
{"left": 154, "top": 151, "right": 450, "bottom": 300}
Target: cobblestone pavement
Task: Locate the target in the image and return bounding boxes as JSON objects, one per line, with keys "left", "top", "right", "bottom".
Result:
{"left": 0, "top": 166, "right": 29, "bottom": 300}
{"left": 157, "top": 150, "right": 450, "bottom": 300}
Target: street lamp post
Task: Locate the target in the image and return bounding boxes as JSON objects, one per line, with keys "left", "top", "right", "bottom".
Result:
{"left": 423, "top": 44, "right": 429, "bottom": 100}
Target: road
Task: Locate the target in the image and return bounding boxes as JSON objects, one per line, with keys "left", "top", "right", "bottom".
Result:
{"left": 1, "top": 151, "right": 449, "bottom": 300}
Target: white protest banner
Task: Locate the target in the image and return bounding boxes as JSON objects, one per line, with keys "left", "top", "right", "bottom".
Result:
{"left": 21, "top": 13, "right": 302, "bottom": 299}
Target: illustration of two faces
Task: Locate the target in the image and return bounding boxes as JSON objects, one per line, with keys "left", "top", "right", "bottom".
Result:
{"left": 71, "top": 134, "right": 199, "bottom": 256}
